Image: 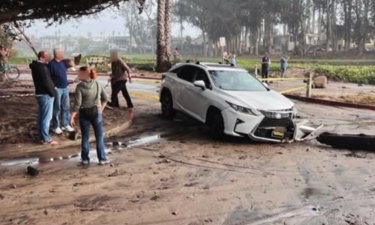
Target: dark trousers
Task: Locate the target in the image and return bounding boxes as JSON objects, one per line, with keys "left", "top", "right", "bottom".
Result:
{"left": 111, "top": 80, "right": 133, "bottom": 108}
{"left": 261, "top": 67, "right": 269, "bottom": 79}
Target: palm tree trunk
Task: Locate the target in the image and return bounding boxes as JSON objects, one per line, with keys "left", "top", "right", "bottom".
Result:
{"left": 156, "top": 0, "right": 170, "bottom": 72}
{"left": 165, "top": 0, "right": 173, "bottom": 60}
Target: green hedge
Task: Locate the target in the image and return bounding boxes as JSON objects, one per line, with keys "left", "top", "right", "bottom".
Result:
{"left": 314, "top": 66, "right": 375, "bottom": 85}
{"left": 8, "top": 55, "right": 375, "bottom": 84}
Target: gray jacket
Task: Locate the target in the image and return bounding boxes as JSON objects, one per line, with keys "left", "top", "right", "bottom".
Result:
{"left": 73, "top": 80, "right": 108, "bottom": 112}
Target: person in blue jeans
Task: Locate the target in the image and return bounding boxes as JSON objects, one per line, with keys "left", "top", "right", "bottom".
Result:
{"left": 48, "top": 48, "right": 74, "bottom": 135}
{"left": 280, "top": 53, "right": 289, "bottom": 80}
{"left": 30, "top": 51, "right": 58, "bottom": 145}
{"left": 70, "top": 67, "right": 110, "bottom": 165}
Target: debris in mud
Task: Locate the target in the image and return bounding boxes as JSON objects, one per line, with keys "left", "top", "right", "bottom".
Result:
{"left": 27, "top": 166, "right": 39, "bottom": 176}
{"left": 10, "top": 184, "right": 17, "bottom": 189}
{"left": 150, "top": 195, "right": 161, "bottom": 201}
{"left": 184, "top": 182, "right": 199, "bottom": 187}
{"left": 43, "top": 209, "right": 48, "bottom": 215}
{"left": 158, "top": 154, "right": 166, "bottom": 159}
{"left": 318, "top": 132, "right": 375, "bottom": 151}
{"left": 201, "top": 155, "right": 209, "bottom": 158}
{"left": 108, "top": 170, "right": 124, "bottom": 177}
{"left": 239, "top": 155, "right": 247, "bottom": 160}
{"left": 172, "top": 211, "right": 178, "bottom": 216}
{"left": 68, "top": 131, "right": 79, "bottom": 141}
{"left": 0, "top": 194, "right": 4, "bottom": 200}
{"left": 156, "top": 159, "right": 171, "bottom": 164}
{"left": 344, "top": 153, "right": 366, "bottom": 158}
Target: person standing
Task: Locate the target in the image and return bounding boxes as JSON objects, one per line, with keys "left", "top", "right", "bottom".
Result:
{"left": 261, "top": 53, "right": 271, "bottom": 82}
{"left": 173, "top": 47, "right": 180, "bottom": 60}
{"left": 0, "top": 45, "right": 10, "bottom": 70}
{"left": 29, "top": 51, "right": 58, "bottom": 145}
{"left": 48, "top": 48, "right": 74, "bottom": 134}
{"left": 70, "top": 67, "right": 109, "bottom": 165}
{"left": 280, "top": 53, "right": 289, "bottom": 80}
{"left": 108, "top": 49, "right": 134, "bottom": 110}
{"left": 230, "top": 54, "right": 237, "bottom": 66}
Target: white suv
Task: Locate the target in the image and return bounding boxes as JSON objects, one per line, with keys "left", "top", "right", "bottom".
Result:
{"left": 160, "top": 62, "right": 297, "bottom": 142}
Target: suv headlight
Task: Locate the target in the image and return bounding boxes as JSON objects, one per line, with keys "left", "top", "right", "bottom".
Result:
{"left": 226, "top": 102, "right": 261, "bottom": 116}
{"left": 292, "top": 106, "right": 298, "bottom": 116}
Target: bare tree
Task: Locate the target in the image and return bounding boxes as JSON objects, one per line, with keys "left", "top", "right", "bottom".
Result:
{"left": 3, "top": 22, "right": 38, "bottom": 57}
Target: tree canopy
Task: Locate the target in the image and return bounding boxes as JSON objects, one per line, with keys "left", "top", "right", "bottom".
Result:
{"left": 174, "top": 0, "right": 375, "bottom": 56}
{"left": 0, "top": 0, "right": 146, "bottom": 25}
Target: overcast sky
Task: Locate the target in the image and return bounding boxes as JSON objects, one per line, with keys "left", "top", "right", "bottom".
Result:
{"left": 27, "top": 7, "right": 200, "bottom": 39}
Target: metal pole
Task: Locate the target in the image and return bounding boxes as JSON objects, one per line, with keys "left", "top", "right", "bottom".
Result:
{"left": 306, "top": 72, "right": 313, "bottom": 98}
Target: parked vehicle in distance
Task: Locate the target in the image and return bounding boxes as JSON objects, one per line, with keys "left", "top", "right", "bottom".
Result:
{"left": 159, "top": 62, "right": 297, "bottom": 142}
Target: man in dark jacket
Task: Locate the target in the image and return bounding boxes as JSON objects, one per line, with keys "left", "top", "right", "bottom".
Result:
{"left": 261, "top": 53, "right": 271, "bottom": 83}
{"left": 30, "top": 51, "right": 58, "bottom": 145}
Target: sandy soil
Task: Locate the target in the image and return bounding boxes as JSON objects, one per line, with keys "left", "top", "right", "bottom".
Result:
{"left": 0, "top": 80, "right": 129, "bottom": 145}
{"left": 1, "top": 97, "right": 375, "bottom": 225}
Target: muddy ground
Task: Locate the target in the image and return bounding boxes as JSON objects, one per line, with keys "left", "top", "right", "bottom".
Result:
{"left": 1, "top": 96, "right": 375, "bottom": 225}
{"left": 0, "top": 80, "right": 129, "bottom": 145}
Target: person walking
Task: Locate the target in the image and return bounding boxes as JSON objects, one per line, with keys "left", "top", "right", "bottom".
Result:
{"left": 70, "top": 67, "right": 109, "bottom": 165}
{"left": 48, "top": 48, "right": 74, "bottom": 134}
{"left": 107, "top": 49, "right": 134, "bottom": 110}
{"left": 30, "top": 51, "right": 58, "bottom": 145}
{"left": 261, "top": 53, "right": 271, "bottom": 83}
{"left": 280, "top": 53, "right": 289, "bottom": 80}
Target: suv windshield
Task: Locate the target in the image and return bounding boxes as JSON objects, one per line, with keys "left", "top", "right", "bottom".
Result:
{"left": 209, "top": 70, "right": 268, "bottom": 91}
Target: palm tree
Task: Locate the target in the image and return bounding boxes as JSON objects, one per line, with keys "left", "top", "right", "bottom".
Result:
{"left": 156, "top": 0, "right": 172, "bottom": 72}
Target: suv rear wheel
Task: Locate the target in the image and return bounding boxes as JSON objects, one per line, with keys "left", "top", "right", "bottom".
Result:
{"left": 161, "top": 91, "right": 176, "bottom": 120}
{"left": 208, "top": 109, "right": 225, "bottom": 140}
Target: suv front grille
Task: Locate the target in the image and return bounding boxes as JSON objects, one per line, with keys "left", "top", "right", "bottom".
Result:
{"left": 259, "top": 109, "right": 293, "bottom": 119}
{"left": 258, "top": 117, "right": 294, "bottom": 128}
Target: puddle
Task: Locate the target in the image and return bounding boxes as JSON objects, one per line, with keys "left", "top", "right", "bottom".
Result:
{"left": 106, "top": 135, "right": 161, "bottom": 148}
{"left": 0, "top": 135, "right": 162, "bottom": 167}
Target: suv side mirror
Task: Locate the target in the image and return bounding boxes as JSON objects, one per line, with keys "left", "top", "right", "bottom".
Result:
{"left": 194, "top": 80, "right": 206, "bottom": 90}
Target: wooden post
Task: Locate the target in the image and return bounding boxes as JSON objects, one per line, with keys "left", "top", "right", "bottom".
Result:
{"left": 306, "top": 72, "right": 313, "bottom": 98}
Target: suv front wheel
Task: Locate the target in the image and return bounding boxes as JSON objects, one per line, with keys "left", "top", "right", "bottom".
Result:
{"left": 161, "top": 91, "right": 176, "bottom": 120}
{"left": 208, "top": 109, "right": 225, "bottom": 140}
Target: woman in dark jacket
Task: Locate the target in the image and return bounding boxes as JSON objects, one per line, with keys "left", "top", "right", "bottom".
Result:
{"left": 70, "top": 66, "right": 109, "bottom": 165}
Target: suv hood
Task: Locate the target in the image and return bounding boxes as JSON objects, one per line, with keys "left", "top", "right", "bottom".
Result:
{"left": 221, "top": 90, "right": 294, "bottom": 111}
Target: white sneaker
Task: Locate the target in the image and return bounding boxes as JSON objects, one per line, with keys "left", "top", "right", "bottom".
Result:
{"left": 54, "top": 127, "right": 63, "bottom": 135}
{"left": 62, "top": 125, "right": 75, "bottom": 132}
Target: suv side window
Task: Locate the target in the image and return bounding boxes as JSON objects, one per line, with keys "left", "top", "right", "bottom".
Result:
{"left": 170, "top": 67, "right": 182, "bottom": 74}
{"left": 177, "top": 66, "right": 196, "bottom": 83}
{"left": 194, "top": 68, "right": 211, "bottom": 89}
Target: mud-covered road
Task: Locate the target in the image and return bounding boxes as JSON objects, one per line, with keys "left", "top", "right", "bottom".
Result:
{"left": 1, "top": 81, "right": 375, "bottom": 225}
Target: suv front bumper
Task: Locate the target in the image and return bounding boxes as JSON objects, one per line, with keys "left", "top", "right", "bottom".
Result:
{"left": 222, "top": 108, "right": 296, "bottom": 143}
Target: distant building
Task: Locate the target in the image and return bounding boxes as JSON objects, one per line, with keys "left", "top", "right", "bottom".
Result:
{"left": 107, "top": 36, "right": 130, "bottom": 51}
{"left": 273, "top": 33, "right": 319, "bottom": 53}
